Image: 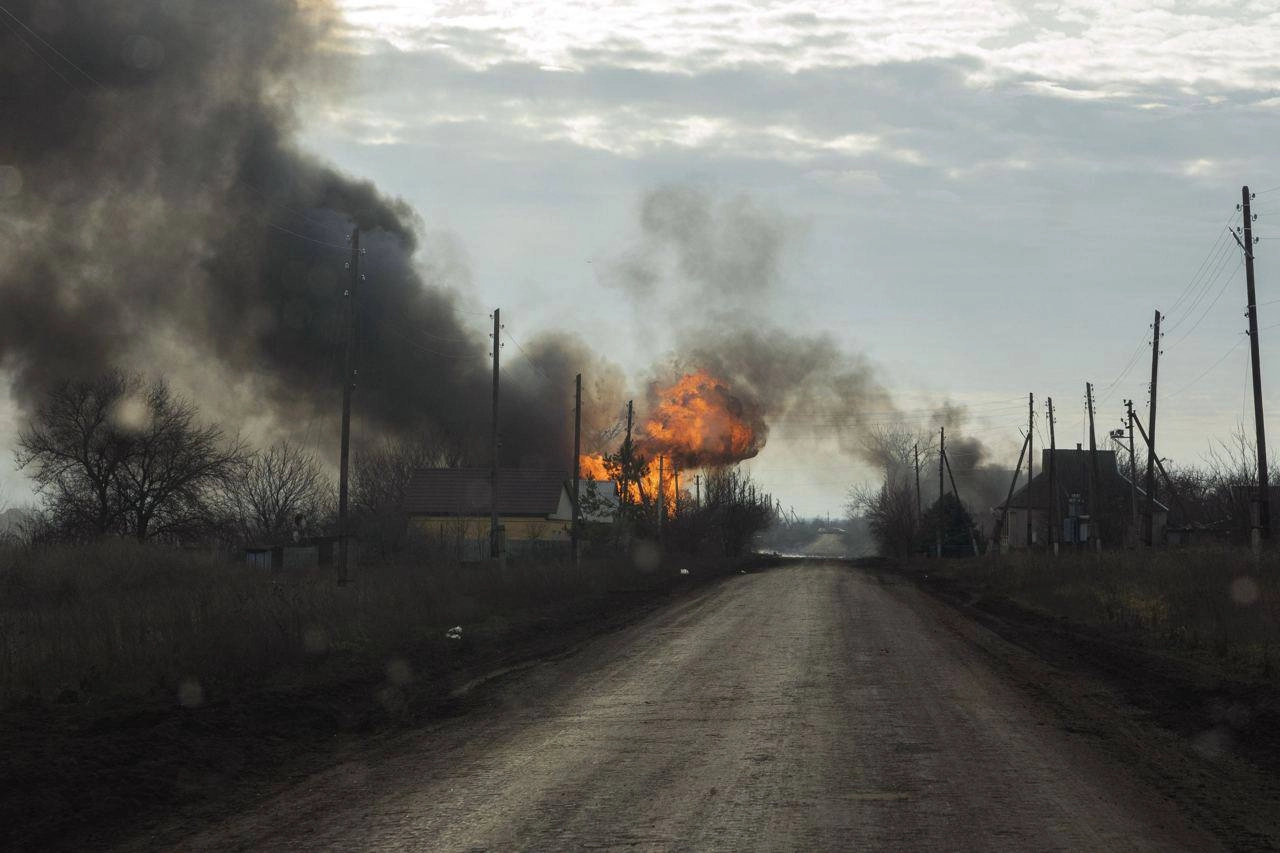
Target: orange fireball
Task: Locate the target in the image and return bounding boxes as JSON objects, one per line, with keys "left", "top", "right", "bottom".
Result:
{"left": 577, "top": 370, "right": 764, "bottom": 517}
{"left": 639, "top": 370, "right": 765, "bottom": 467}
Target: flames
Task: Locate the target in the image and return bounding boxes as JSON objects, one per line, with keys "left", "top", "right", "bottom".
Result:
{"left": 578, "top": 370, "right": 764, "bottom": 513}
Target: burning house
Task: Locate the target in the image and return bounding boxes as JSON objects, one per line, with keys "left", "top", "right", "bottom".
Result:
{"left": 579, "top": 370, "right": 765, "bottom": 512}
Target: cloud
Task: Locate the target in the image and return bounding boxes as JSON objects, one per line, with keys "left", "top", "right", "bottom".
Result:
{"left": 335, "top": 0, "right": 1280, "bottom": 88}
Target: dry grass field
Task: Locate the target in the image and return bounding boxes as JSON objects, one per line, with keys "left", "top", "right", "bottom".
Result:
{"left": 925, "top": 547, "right": 1280, "bottom": 678}
{"left": 1, "top": 539, "right": 761, "bottom": 850}
{"left": 0, "top": 540, "right": 691, "bottom": 710}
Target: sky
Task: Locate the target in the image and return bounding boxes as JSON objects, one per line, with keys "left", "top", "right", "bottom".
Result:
{"left": 5, "top": 0, "right": 1280, "bottom": 518}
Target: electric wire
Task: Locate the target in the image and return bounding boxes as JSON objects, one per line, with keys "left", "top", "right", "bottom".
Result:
{"left": 1168, "top": 335, "right": 1246, "bottom": 397}
{"left": 1165, "top": 257, "right": 1243, "bottom": 351}
{"left": 503, "top": 331, "right": 557, "bottom": 385}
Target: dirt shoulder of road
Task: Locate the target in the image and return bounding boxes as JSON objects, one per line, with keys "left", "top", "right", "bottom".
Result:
{"left": 4, "top": 557, "right": 774, "bottom": 853}
{"left": 872, "top": 559, "right": 1280, "bottom": 851}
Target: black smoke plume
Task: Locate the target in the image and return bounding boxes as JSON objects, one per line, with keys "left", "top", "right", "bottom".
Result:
{"left": 0, "top": 0, "right": 608, "bottom": 468}
{"left": 609, "top": 184, "right": 1015, "bottom": 515}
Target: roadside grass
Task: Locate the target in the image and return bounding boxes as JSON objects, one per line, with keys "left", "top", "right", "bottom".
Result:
{"left": 0, "top": 539, "right": 687, "bottom": 710}
{"left": 0, "top": 539, "right": 759, "bottom": 851}
{"left": 926, "top": 548, "right": 1280, "bottom": 679}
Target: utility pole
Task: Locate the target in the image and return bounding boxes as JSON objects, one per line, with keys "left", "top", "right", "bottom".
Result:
{"left": 673, "top": 465, "right": 680, "bottom": 515}
{"left": 657, "top": 454, "right": 665, "bottom": 540}
{"left": 942, "top": 448, "right": 977, "bottom": 556}
{"left": 991, "top": 433, "right": 1031, "bottom": 554}
{"left": 914, "top": 441, "right": 922, "bottom": 520}
{"left": 1027, "top": 393, "right": 1035, "bottom": 549}
{"left": 1126, "top": 399, "right": 1138, "bottom": 543}
{"left": 622, "top": 400, "right": 634, "bottom": 506}
{"left": 1241, "top": 186, "right": 1271, "bottom": 548}
{"left": 1145, "top": 310, "right": 1161, "bottom": 546}
{"left": 337, "top": 226, "right": 361, "bottom": 586}
{"left": 1047, "top": 396, "right": 1058, "bottom": 556}
{"left": 695, "top": 474, "right": 701, "bottom": 509}
{"left": 490, "top": 308, "right": 502, "bottom": 560}
{"left": 937, "top": 427, "right": 945, "bottom": 558}
{"left": 572, "top": 373, "right": 582, "bottom": 564}
{"left": 1086, "top": 382, "right": 1102, "bottom": 551}
{"left": 1132, "top": 412, "right": 1192, "bottom": 525}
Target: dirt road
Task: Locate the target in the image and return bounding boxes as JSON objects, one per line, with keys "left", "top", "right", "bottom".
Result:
{"left": 147, "top": 563, "right": 1219, "bottom": 851}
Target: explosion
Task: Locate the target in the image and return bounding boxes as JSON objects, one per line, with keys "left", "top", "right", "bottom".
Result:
{"left": 579, "top": 370, "right": 764, "bottom": 512}
{"left": 638, "top": 370, "right": 765, "bottom": 467}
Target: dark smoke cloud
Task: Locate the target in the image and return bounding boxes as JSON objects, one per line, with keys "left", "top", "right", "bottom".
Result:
{"left": 605, "top": 184, "right": 795, "bottom": 315}
{"left": 0, "top": 0, "right": 605, "bottom": 468}
{"left": 616, "top": 183, "right": 1014, "bottom": 514}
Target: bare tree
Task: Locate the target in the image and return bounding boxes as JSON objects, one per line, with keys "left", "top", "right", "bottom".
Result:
{"left": 226, "top": 441, "right": 333, "bottom": 543}
{"left": 353, "top": 431, "right": 468, "bottom": 556}
{"left": 847, "top": 425, "right": 931, "bottom": 558}
{"left": 16, "top": 370, "right": 245, "bottom": 541}
{"left": 848, "top": 474, "right": 919, "bottom": 558}
{"left": 14, "top": 372, "right": 134, "bottom": 537}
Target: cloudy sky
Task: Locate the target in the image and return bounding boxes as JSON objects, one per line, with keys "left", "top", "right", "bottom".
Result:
{"left": 283, "top": 0, "right": 1280, "bottom": 516}
{"left": 5, "top": 0, "right": 1280, "bottom": 518}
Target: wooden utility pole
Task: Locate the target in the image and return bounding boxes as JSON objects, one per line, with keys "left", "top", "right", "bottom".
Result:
{"left": 1126, "top": 399, "right": 1138, "bottom": 542}
{"left": 937, "top": 427, "right": 945, "bottom": 558}
{"left": 1145, "top": 310, "right": 1161, "bottom": 545}
{"left": 657, "top": 454, "right": 665, "bottom": 540}
{"left": 1133, "top": 412, "right": 1192, "bottom": 525}
{"left": 622, "top": 400, "right": 634, "bottom": 506}
{"left": 1027, "top": 393, "right": 1035, "bottom": 549}
{"left": 914, "top": 441, "right": 922, "bottom": 520}
{"left": 337, "top": 226, "right": 361, "bottom": 586}
{"left": 695, "top": 474, "right": 701, "bottom": 509}
{"left": 572, "top": 372, "right": 582, "bottom": 564}
{"left": 942, "top": 448, "right": 977, "bottom": 556}
{"left": 1047, "top": 396, "right": 1058, "bottom": 556}
{"left": 990, "top": 433, "right": 1031, "bottom": 554}
{"left": 1241, "top": 186, "right": 1271, "bottom": 547}
{"left": 490, "top": 308, "right": 502, "bottom": 559}
{"left": 1086, "top": 382, "right": 1102, "bottom": 551}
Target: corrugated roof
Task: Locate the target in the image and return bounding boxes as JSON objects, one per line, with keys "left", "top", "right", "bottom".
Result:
{"left": 405, "top": 468, "right": 569, "bottom": 517}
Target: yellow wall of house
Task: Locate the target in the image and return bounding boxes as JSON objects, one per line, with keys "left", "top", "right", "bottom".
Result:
{"left": 411, "top": 516, "right": 570, "bottom": 542}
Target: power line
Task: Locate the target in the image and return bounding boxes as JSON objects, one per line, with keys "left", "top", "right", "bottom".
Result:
{"left": 1096, "top": 335, "right": 1149, "bottom": 403}
{"left": 1168, "top": 335, "right": 1246, "bottom": 397}
{"left": 361, "top": 313, "right": 486, "bottom": 361}
{"left": 504, "top": 330, "right": 557, "bottom": 385}
{"left": 1163, "top": 222, "right": 1235, "bottom": 324}
{"left": 1172, "top": 239, "right": 1239, "bottom": 335}
{"left": 263, "top": 222, "right": 351, "bottom": 251}
{"left": 1165, "top": 257, "right": 1243, "bottom": 351}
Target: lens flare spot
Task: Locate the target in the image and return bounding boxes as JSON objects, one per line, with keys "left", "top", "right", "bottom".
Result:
{"left": 1230, "top": 576, "right": 1260, "bottom": 607}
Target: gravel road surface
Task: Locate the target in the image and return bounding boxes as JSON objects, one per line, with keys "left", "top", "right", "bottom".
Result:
{"left": 155, "top": 562, "right": 1218, "bottom": 851}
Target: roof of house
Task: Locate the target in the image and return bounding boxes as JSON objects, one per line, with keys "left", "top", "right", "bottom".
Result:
{"left": 1000, "top": 448, "right": 1168, "bottom": 514}
{"left": 404, "top": 468, "right": 570, "bottom": 517}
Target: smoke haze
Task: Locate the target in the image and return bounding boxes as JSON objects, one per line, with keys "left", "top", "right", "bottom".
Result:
{"left": 0, "top": 0, "right": 616, "bottom": 468}
{"left": 0, "top": 0, "right": 1013, "bottom": 513}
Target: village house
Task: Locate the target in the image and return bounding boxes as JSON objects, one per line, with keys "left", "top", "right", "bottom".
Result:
{"left": 404, "top": 468, "right": 618, "bottom": 559}
{"left": 998, "top": 446, "right": 1168, "bottom": 549}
